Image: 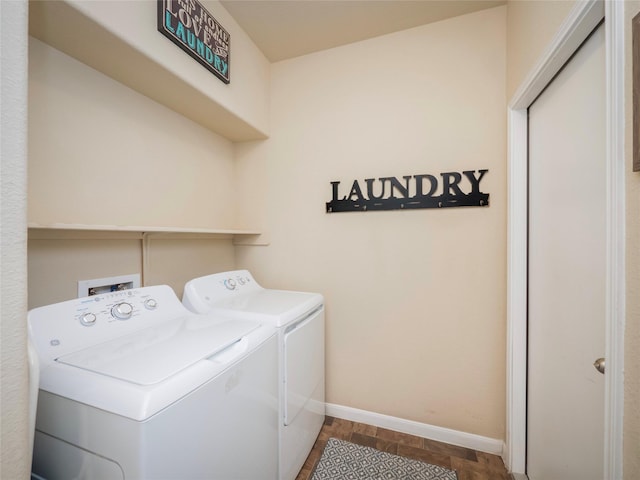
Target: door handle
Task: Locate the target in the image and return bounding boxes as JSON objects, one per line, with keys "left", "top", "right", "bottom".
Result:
{"left": 593, "top": 357, "right": 605, "bottom": 374}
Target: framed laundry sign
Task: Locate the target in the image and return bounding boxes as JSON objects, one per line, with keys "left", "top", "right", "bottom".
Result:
{"left": 157, "top": 0, "right": 230, "bottom": 84}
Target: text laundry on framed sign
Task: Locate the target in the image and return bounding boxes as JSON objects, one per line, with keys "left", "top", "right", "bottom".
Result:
{"left": 157, "top": 0, "right": 230, "bottom": 84}
{"left": 326, "top": 170, "right": 489, "bottom": 213}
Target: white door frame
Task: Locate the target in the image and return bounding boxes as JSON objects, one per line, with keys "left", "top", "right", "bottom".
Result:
{"left": 505, "top": 1, "right": 625, "bottom": 478}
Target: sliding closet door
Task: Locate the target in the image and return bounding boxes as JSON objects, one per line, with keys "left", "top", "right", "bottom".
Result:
{"left": 527, "top": 24, "right": 606, "bottom": 480}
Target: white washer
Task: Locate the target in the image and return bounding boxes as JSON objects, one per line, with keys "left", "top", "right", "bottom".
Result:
{"left": 183, "top": 270, "right": 325, "bottom": 480}
{"left": 29, "top": 285, "right": 279, "bottom": 480}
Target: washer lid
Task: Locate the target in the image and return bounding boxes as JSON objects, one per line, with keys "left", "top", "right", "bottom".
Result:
{"left": 211, "top": 290, "right": 323, "bottom": 327}
{"left": 56, "top": 316, "right": 260, "bottom": 386}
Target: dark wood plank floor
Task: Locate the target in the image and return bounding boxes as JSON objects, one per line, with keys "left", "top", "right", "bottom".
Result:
{"left": 295, "top": 416, "right": 512, "bottom": 480}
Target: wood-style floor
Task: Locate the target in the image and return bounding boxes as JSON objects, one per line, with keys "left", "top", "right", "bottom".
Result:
{"left": 295, "top": 416, "right": 512, "bottom": 480}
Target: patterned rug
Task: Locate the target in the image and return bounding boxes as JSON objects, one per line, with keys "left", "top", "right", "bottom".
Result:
{"left": 311, "top": 437, "right": 458, "bottom": 480}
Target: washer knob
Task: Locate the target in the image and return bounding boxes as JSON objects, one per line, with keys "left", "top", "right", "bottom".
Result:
{"left": 144, "top": 298, "right": 158, "bottom": 310}
{"left": 80, "top": 312, "right": 97, "bottom": 326}
{"left": 224, "top": 278, "right": 237, "bottom": 290}
{"left": 111, "top": 302, "right": 133, "bottom": 320}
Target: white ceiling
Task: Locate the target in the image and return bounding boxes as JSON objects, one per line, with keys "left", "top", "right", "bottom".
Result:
{"left": 220, "top": 0, "right": 506, "bottom": 62}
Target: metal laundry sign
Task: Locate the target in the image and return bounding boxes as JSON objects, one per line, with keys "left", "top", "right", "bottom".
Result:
{"left": 157, "top": 0, "right": 230, "bottom": 84}
{"left": 326, "top": 170, "right": 489, "bottom": 213}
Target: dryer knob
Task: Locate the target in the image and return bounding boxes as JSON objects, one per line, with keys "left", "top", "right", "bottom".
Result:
{"left": 224, "top": 279, "right": 237, "bottom": 290}
{"left": 112, "top": 302, "right": 133, "bottom": 320}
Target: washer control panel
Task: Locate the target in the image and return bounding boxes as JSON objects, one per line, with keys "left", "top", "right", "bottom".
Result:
{"left": 29, "top": 285, "right": 187, "bottom": 363}
{"left": 111, "top": 301, "right": 134, "bottom": 320}
{"left": 75, "top": 289, "right": 158, "bottom": 326}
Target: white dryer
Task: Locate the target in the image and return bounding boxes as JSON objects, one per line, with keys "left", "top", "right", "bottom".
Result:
{"left": 29, "top": 285, "right": 279, "bottom": 480}
{"left": 183, "top": 271, "right": 325, "bottom": 480}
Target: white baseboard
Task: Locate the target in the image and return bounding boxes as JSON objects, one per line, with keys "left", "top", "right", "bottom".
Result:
{"left": 325, "top": 403, "right": 504, "bottom": 457}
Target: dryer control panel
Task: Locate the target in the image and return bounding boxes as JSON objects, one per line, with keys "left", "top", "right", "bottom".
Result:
{"left": 29, "top": 285, "right": 188, "bottom": 364}
{"left": 183, "top": 270, "right": 263, "bottom": 313}
{"left": 220, "top": 271, "right": 256, "bottom": 292}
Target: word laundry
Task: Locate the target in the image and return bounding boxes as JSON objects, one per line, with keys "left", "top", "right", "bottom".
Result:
{"left": 326, "top": 170, "right": 489, "bottom": 213}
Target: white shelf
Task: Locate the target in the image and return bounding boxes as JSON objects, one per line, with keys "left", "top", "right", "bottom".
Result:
{"left": 28, "top": 223, "right": 262, "bottom": 240}
{"left": 28, "top": 1, "right": 268, "bottom": 142}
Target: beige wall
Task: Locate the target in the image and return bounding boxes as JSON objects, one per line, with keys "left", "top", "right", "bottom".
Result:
{"left": 506, "top": 0, "right": 578, "bottom": 100}
{"left": 236, "top": 6, "right": 507, "bottom": 440}
{"left": 625, "top": 3, "right": 640, "bottom": 478}
{"left": 27, "top": 235, "right": 236, "bottom": 309}
{"left": 27, "top": 38, "right": 241, "bottom": 308}
{"left": 29, "top": 37, "right": 239, "bottom": 230}
{"left": 1, "top": 1, "right": 30, "bottom": 479}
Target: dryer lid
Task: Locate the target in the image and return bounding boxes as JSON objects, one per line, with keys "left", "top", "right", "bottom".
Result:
{"left": 56, "top": 317, "right": 260, "bottom": 385}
